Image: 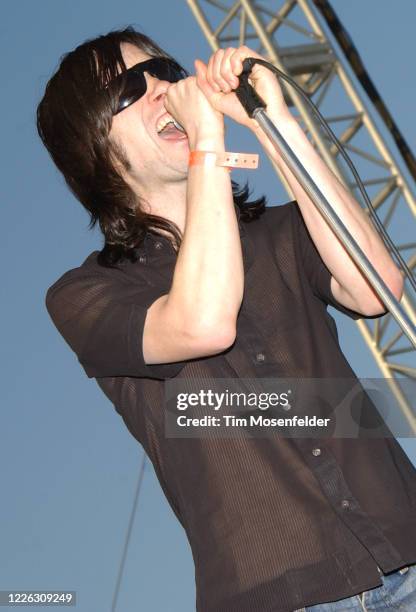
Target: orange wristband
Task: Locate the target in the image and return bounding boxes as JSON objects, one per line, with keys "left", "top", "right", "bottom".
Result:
{"left": 189, "top": 151, "right": 259, "bottom": 171}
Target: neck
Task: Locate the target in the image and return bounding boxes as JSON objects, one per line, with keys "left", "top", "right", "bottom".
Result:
{"left": 134, "top": 176, "right": 188, "bottom": 239}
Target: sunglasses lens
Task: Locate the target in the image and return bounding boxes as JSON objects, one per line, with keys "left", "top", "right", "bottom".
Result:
{"left": 116, "top": 72, "right": 146, "bottom": 113}
{"left": 146, "top": 59, "right": 185, "bottom": 83}
{"left": 113, "top": 58, "right": 186, "bottom": 114}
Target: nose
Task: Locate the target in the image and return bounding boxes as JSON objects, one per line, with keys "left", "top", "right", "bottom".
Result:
{"left": 146, "top": 74, "right": 170, "bottom": 103}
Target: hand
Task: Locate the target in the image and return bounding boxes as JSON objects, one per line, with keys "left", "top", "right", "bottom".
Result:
{"left": 195, "top": 46, "right": 290, "bottom": 133}
{"left": 164, "top": 75, "right": 224, "bottom": 147}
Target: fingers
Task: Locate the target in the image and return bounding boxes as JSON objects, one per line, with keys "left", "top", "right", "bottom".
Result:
{"left": 206, "top": 50, "right": 222, "bottom": 92}
{"left": 205, "top": 46, "right": 262, "bottom": 92}
{"left": 207, "top": 47, "right": 239, "bottom": 93}
{"left": 165, "top": 75, "right": 194, "bottom": 109}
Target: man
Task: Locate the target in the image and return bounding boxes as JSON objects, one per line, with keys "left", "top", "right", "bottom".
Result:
{"left": 38, "top": 27, "right": 416, "bottom": 612}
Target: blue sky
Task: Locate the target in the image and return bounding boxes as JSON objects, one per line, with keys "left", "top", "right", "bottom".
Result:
{"left": 2, "top": 1, "right": 415, "bottom": 611}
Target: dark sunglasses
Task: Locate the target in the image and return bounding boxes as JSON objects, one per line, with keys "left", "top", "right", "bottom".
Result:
{"left": 108, "top": 57, "right": 188, "bottom": 115}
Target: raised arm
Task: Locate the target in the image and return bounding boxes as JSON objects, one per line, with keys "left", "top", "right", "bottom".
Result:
{"left": 253, "top": 99, "right": 403, "bottom": 316}
{"left": 195, "top": 46, "right": 404, "bottom": 317}
{"left": 143, "top": 76, "right": 244, "bottom": 365}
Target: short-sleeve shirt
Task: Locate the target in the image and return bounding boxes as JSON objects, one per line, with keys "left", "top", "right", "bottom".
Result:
{"left": 45, "top": 201, "right": 416, "bottom": 612}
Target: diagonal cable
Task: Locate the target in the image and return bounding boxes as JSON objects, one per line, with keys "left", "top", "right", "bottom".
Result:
{"left": 111, "top": 451, "right": 147, "bottom": 612}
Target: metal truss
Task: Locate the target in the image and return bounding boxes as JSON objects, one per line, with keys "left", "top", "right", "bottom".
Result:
{"left": 187, "top": 0, "right": 416, "bottom": 429}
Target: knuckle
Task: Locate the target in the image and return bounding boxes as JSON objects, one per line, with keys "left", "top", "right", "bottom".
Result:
{"left": 219, "top": 66, "right": 228, "bottom": 78}
{"left": 215, "top": 50, "right": 224, "bottom": 63}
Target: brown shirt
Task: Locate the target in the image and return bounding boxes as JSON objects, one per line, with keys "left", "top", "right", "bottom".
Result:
{"left": 45, "top": 201, "right": 416, "bottom": 612}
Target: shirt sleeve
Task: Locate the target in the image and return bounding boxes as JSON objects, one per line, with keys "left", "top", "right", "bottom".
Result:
{"left": 289, "top": 200, "right": 387, "bottom": 320}
{"left": 45, "top": 271, "right": 188, "bottom": 379}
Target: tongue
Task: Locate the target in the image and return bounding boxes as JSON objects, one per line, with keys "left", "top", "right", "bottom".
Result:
{"left": 158, "top": 124, "right": 187, "bottom": 140}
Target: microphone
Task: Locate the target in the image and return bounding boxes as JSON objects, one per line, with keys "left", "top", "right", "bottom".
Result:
{"left": 172, "top": 118, "right": 186, "bottom": 133}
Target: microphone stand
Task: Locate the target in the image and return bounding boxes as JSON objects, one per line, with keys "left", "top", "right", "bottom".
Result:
{"left": 235, "top": 60, "right": 416, "bottom": 349}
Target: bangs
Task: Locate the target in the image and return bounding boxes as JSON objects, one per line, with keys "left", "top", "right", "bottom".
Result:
{"left": 89, "top": 27, "right": 189, "bottom": 90}
{"left": 90, "top": 39, "right": 127, "bottom": 89}
{"left": 86, "top": 30, "right": 189, "bottom": 116}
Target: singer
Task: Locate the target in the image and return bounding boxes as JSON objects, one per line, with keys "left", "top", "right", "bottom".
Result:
{"left": 38, "top": 27, "right": 416, "bottom": 611}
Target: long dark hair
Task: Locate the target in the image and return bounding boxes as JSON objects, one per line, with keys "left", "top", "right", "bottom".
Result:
{"left": 37, "top": 26, "right": 266, "bottom": 267}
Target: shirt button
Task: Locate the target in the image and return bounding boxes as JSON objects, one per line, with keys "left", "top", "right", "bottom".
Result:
{"left": 154, "top": 241, "right": 163, "bottom": 250}
{"left": 312, "top": 448, "right": 321, "bottom": 456}
{"left": 341, "top": 499, "right": 350, "bottom": 509}
{"left": 256, "top": 353, "right": 265, "bottom": 362}
{"left": 139, "top": 254, "right": 147, "bottom": 264}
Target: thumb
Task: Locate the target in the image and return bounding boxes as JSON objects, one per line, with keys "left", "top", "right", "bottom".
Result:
{"left": 194, "top": 59, "right": 216, "bottom": 98}
{"left": 194, "top": 58, "right": 207, "bottom": 78}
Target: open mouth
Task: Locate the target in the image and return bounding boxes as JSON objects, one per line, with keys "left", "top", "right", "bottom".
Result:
{"left": 156, "top": 113, "right": 187, "bottom": 140}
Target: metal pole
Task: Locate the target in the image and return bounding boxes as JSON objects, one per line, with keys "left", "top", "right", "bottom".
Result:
{"left": 252, "top": 108, "right": 416, "bottom": 348}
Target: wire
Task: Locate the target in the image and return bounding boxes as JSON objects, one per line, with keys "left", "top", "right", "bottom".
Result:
{"left": 111, "top": 451, "right": 147, "bottom": 612}
{"left": 312, "top": 0, "right": 416, "bottom": 184}
{"left": 244, "top": 57, "right": 416, "bottom": 292}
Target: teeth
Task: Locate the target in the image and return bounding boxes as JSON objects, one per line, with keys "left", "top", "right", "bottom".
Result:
{"left": 156, "top": 113, "right": 185, "bottom": 134}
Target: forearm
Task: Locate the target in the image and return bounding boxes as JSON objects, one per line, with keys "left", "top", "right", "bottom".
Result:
{"left": 255, "top": 113, "right": 403, "bottom": 311}
{"left": 168, "top": 131, "right": 244, "bottom": 337}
